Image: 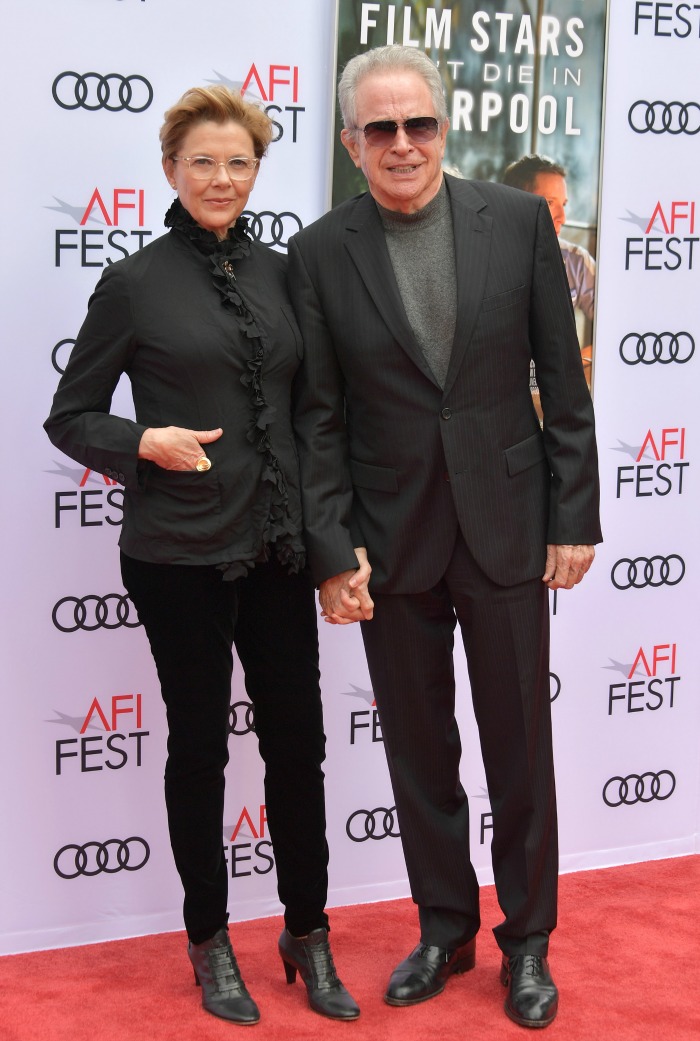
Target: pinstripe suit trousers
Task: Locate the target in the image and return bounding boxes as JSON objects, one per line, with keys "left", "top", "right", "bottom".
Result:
{"left": 360, "top": 533, "right": 557, "bottom": 957}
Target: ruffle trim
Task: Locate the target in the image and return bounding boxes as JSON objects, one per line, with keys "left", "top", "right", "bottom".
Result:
{"left": 165, "top": 200, "right": 305, "bottom": 579}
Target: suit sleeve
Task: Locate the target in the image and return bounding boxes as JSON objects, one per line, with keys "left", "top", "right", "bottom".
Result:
{"left": 529, "top": 199, "right": 602, "bottom": 545}
{"left": 288, "top": 235, "right": 361, "bottom": 585}
{"left": 44, "top": 263, "right": 146, "bottom": 490}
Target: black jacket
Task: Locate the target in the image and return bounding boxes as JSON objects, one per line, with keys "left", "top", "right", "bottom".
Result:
{"left": 290, "top": 175, "right": 601, "bottom": 592}
{"left": 45, "top": 210, "right": 305, "bottom": 571}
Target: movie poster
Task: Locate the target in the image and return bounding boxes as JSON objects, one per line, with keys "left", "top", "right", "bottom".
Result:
{"left": 332, "top": 1, "right": 608, "bottom": 407}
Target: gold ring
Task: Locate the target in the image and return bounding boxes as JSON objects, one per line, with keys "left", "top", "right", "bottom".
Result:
{"left": 195, "top": 457, "right": 212, "bottom": 472}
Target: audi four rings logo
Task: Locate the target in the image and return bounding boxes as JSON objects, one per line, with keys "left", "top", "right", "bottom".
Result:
{"left": 52, "top": 72, "right": 153, "bottom": 112}
{"left": 229, "top": 700, "right": 256, "bottom": 736}
{"left": 242, "top": 210, "right": 303, "bottom": 249}
{"left": 549, "top": 672, "right": 561, "bottom": 703}
{"left": 346, "top": 807, "right": 400, "bottom": 842}
{"left": 602, "top": 772, "right": 676, "bottom": 807}
{"left": 611, "top": 555, "right": 685, "bottom": 590}
{"left": 52, "top": 338, "right": 76, "bottom": 375}
{"left": 628, "top": 100, "right": 700, "bottom": 135}
{"left": 52, "top": 594, "right": 141, "bottom": 632}
{"left": 619, "top": 332, "right": 695, "bottom": 365}
{"left": 54, "top": 837, "right": 150, "bottom": 878}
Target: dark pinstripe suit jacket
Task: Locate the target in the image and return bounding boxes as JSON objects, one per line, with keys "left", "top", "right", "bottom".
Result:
{"left": 290, "top": 174, "right": 601, "bottom": 594}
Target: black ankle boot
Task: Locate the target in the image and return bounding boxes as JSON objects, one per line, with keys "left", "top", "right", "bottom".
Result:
{"left": 278, "top": 928, "right": 360, "bottom": 1020}
{"left": 188, "top": 927, "right": 260, "bottom": 1024}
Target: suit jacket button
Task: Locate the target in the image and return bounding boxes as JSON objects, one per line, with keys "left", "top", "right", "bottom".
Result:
{"left": 441, "top": 407, "right": 452, "bottom": 420}
{"left": 443, "top": 471, "right": 451, "bottom": 482}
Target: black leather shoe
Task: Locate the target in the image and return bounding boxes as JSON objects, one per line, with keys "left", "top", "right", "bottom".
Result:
{"left": 188, "top": 927, "right": 260, "bottom": 1025}
{"left": 384, "top": 938, "right": 476, "bottom": 1006}
{"left": 279, "top": 928, "right": 360, "bottom": 1020}
{"left": 501, "top": 954, "right": 558, "bottom": 1028}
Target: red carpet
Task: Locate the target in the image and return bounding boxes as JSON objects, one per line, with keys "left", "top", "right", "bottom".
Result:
{"left": 2, "top": 856, "right": 698, "bottom": 1041}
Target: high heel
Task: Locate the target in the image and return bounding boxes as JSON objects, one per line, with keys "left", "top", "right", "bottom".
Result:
{"left": 282, "top": 960, "right": 297, "bottom": 984}
{"left": 188, "top": 927, "right": 260, "bottom": 1025}
{"left": 278, "top": 927, "right": 360, "bottom": 1020}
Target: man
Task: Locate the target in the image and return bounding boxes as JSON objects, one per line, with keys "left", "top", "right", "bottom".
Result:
{"left": 502, "top": 154, "right": 596, "bottom": 325}
{"left": 290, "top": 46, "right": 601, "bottom": 1029}
{"left": 502, "top": 154, "right": 595, "bottom": 412}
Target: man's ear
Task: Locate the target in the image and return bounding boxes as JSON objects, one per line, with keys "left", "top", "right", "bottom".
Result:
{"left": 340, "top": 128, "right": 362, "bottom": 169}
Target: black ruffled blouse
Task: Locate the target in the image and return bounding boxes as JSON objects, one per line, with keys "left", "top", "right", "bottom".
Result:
{"left": 45, "top": 199, "right": 306, "bottom": 579}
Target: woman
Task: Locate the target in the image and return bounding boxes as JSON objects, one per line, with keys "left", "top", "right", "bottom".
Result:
{"left": 44, "top": 86, "right": 361, "bottom": 1026}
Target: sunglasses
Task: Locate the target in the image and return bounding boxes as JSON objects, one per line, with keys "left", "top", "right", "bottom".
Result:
{"left": 357, "top": 116, "right": 441, "bottom": 146}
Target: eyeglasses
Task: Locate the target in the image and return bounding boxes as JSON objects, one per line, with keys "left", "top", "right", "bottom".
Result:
{"left": 355, "top": 117, "right": 441, "bottom": 147}
{"left": 172, "top": 155, "right": 260, "bottom": 181}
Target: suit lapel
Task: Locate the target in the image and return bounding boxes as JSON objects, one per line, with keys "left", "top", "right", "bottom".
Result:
{"left": 442, "top": 177, "right": 493, "bottom": 397}
{"left": 343, "top": 194, "right": 441, "bottom": 387}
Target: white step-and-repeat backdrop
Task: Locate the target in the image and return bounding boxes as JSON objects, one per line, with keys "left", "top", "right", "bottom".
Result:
{"left": 0, "top": 0, "right": 697, "bottom": 955}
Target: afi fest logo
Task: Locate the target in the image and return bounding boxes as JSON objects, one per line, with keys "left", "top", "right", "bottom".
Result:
{"left": 52, "top": 187, "right": 152, "bottom": 268}
{"left": 624, "top": 200, "right": 698, "bottom": 271}
{"left": 239, "top": 62, "right": 305, "bottom": 142}
{"left": 224, "top": 805, "right": 274, "bottom": 879}
{"left": 606, "top": 642, "right": 680, "bottom": 716}
{"left": 344, "top": 683, "right": 383, "bottom": 745}
{"left": 50, "top": 463, "right": 123, "bottom": 530}
{"left": 615, "top": 427, "right": 689, "bottom": 497}
{"left": 53, "top": 693, "right": 149, "bottom": 775}
{"left": 633, "top": 2, "right": 700, "bottom": 38}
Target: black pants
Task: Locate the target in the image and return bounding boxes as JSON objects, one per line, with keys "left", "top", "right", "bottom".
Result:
{"left": 121, "top": 552, "right": 329, "bottom": 944}
{"left": 360, "top": 534, "right": 556, "bottom": 957}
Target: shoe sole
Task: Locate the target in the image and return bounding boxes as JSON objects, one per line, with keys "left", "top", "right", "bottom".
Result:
{"left": 201, "top": 1003, "right": 260, "bottom": 1026}
{"left": 504, "top": 1001, "right": 557, "bottom": 1029}
{"left": 384, "top": 980, "right": 447, "bottom": 1007}
{"left": 310, "top": 1002, "right": 361, "bottom": 1021}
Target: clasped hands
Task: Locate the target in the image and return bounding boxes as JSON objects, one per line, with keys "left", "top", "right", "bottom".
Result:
{"left": 319, "top": 548, "right": 374, "bottom": 625}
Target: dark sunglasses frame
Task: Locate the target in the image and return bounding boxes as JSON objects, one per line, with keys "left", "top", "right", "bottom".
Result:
{"left": 359, "top": 116, "right": 441, "bottom": 145}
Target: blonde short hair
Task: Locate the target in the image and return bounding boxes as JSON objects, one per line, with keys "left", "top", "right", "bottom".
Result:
{"left": 160, "top": 85, "right": 273, "bottom": 160}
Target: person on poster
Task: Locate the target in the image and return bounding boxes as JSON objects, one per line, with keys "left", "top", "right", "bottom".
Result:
{"left": 502, "top": 154, "right": 596, "bottom": 384}
{"left": 44, "top": 86, "right": 360, "bottom": 1026}
{"left": 289, "top": 45, "right": 601, "bottom": 1029}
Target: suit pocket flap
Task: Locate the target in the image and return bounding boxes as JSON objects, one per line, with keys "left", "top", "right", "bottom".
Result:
{"left": 350, "top": 458, "right": 399, "bottom": 493}
{"left": 482, "top": 284, "right": 525, "bottom": 312}
{"left": 504, "top": 433, "right": 546, "bottom": 476}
